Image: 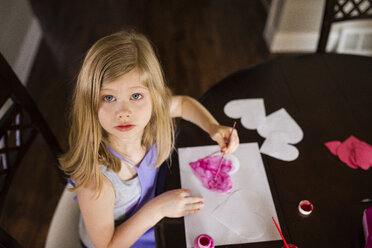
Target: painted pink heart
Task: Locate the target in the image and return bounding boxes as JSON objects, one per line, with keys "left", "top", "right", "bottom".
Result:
{"left": 189, "top": 154, "right": 233, "bottom": 193}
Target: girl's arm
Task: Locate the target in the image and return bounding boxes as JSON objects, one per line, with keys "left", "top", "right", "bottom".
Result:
{"left": 77, "top": 177, "right": 203, "bottom": 248}
{"left": 170, "top": 95, "right": 239, "bottom": 154}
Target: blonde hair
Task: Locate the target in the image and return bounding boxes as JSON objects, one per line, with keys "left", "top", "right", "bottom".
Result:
{"left": 59, "top": 30, "right": 174, "bottom": 193}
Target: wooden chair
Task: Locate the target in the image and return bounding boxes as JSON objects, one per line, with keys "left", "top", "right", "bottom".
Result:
{"left": 317, "top": 0, "right": 372, "bottom": 53}
{"left": 45, "top": 184, "right": 81, "bottom": 248}
{"left": 0, "top": 53, "right": 65, "bottom": 247}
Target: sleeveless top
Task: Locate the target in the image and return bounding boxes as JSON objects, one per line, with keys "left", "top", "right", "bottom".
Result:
{"left": 79, "top": 144, "right": 158, "bottom": 248}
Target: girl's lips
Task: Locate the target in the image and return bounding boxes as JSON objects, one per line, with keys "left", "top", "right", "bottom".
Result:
{"left": 115, "top": 124, "right": 135, "bottom": 132}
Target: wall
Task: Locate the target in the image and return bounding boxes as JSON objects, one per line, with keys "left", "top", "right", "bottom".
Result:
{"left": 264, "top": 0, "right": 324, "bottom": 52}
{"left": 0, "top": 0, "right": 42, "bottom": 84}
{"left": 264, "top": 0, "right": 372, "bottom": 54}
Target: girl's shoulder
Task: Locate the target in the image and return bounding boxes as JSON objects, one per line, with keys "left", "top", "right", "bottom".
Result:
{"left": 76, "top": 173, "right": 114, "bottom": 201}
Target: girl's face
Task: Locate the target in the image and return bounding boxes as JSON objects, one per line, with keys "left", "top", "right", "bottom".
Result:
{"left": 98, "top": 69, "right": 153, "bottom": 144}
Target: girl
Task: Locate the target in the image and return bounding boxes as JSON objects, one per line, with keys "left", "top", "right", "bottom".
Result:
{"left": 60, "top": 30, "right": 239, "bottom": 248}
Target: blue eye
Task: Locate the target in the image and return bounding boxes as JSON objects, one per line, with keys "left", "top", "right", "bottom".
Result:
{"left": 130, "top": 93, "right": 142, "bottom": 100}
{"left": 103, "top": 95, "right": 116, "bottom": 102}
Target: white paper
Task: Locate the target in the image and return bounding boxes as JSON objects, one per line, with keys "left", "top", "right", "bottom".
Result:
{"left": 260, "top": 132, "right": 300, "bottom": 161}
{"left": 257, "top": 108, "right": 303, "bottom": 161}
{"left": 257, "top": 108, "right": 303, "bottom": 144}
{"left": 224, "top": 99, "right": 266, "bottom": 130}
{"left": 212, "top": 190, "right": 267, "bottom": 239}
{"left": 178, "top": 143, "right": 281, "bottom": 247}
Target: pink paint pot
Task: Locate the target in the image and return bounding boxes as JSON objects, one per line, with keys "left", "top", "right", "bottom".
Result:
{"left": 193, "top": 234, "right": 215, "bottom": 248}
{"left": 282, "top": 244, "right": 298, "bottom": 248}
{"left": 298, "top": 200, "right": 313, "bottom": 215}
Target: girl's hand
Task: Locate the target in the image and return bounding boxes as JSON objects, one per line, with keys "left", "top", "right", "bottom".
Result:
{"left": 152, "top": 189, "right": 204, "bottom": 219}
{"left": 209, "top": 123, "right": 239, "bottom": 154}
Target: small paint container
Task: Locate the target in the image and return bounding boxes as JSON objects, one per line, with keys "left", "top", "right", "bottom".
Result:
{"left": 193, "top": 234, "right": 215, "bottom": 248}
{"left": 282, "top": 244, "right": 298, "bottom": 248}
{"left": 298, "top": 200, "right": 313, "bottom": 215}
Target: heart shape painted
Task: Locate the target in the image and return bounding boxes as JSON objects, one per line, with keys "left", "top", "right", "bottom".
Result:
{"left": 189, "top": 153, "right": 239, "bottom": 193}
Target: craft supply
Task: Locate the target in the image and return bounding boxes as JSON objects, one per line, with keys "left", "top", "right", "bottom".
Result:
{"left": 282, "top": 245, "right": 298, "bottom": 248}
{"left": 298, "top": 200, "right": 313, "bottom": 215}
{"left": 361, "top": 198, "right": 372, "bottom": 203}
{"left": 324, "top": 135, "right": 372, "bottom": 170}
{"left": 179, "top": 144, "right": 281, "bottom": 246}
{"left": 212, "top": 190, "right": 266, "bottom": 239}
{"left": 363, "top": 207, "right": 372, "bottom": 248}
{"left": 272, "top": 216, "right": 290, "bottom": 248}
{"left": 193, "top": 234, "right": 215, "bottom": 248}
{"left": 214, "top": 121, "right": 236, "bottom": 179}
{"left": 189, "top": 154, "right": 233, "bottom": 193}
{"left": 223, "top": 98, "right": 266, "bottom": 130}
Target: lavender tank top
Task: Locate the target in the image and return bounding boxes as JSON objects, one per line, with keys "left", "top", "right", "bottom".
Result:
{"left": 107, "top": 144, "right": 158, "bottom": 248}
{"left": 79, "top": 144, "right": 158, "bottom": 248}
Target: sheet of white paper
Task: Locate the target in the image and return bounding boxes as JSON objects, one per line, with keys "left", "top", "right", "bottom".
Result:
{"left": 224, "top": 99, "right": 266, "bottom": 130}
{"left": 260, "top": 132, "right": 300, "bottom": 161}
{"left": 257, "top": 108, "right": 303, "bottom": 144}
{"left": 178, "top": 143, "right": 281, "bottom": 247}
{"left": 212, "top": 190, "right": 267, "bottom": 239}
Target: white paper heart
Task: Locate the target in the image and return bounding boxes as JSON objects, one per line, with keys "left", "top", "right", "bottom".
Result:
{"left": 224, "top": 99, "right": 266, "bottom": 130}
{"left": 212, "top": 190, "right": 266, "bottom": 239}
{"left": 260, "top": 132, "right": 299, "bottom": 161}
{"left": 257, "top": 108, "right": 303, "bottom": 144}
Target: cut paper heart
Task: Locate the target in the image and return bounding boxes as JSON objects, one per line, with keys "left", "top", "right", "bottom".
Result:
{"left": 325, "top": 136, "right": 372, "bottom": 170}
{"left": 189, "top": 153, "right": 239, "bottom": 193}
{"left": 224, "top": 99, "right": 266, "bottom": 130}
{"left": 257, "top": 108, "right": 303, "bottom": 144}
{"left": 212, "top": 190, "right": 266, "bottom": 239}
{"left": 260, "top": 132, "right": 300, "bottom": 161}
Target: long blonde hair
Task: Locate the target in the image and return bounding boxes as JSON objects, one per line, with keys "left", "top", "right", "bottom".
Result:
{"left": 59, "top": 30, "right": 174, "bottom": 193}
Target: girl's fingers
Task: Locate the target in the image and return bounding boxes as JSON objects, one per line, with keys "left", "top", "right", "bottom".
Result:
{"left": 183, "top": 208, "right": 200, "bottom": 216}
{"left": 184, "top": 196, "right": 204, "bottom": 204}
{"left": 176, "top": 189, "right": 190, "bottom": 198}
{"left": 183, "top": 202, "right": 204, "bottom": 215}
{"left": 211, "top": 125, "right": 238, "bottom": 146}
{"left": 222, "top": 128, "right": 239, "bottom": 153}
{"left": 186, "top": 201, "right": 204, "bottom": 210}
{"left": 215, "top": 138, "right": 226, "bottom": 152}
{"left": 224, "top": 130, "right": 239, "bottom": 154}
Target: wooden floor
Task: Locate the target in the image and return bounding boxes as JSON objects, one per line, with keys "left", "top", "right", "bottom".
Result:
{"left": 0, "top": 0, "right": 276, "bottom": 247}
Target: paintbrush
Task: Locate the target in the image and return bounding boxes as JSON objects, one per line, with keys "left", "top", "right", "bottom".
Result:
{"left": 361, "top": 198, "right": 372, "bottom": 203}
{"left": 214, "top": 121, "right": 237, "bottom": 180}
{"left": 272, "top": 216, "right": 290, "bottom": 248}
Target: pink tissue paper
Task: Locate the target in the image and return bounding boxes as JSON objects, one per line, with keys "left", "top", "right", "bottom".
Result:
{"left": 324, "top": 136, "right": 372, "bottom": 170}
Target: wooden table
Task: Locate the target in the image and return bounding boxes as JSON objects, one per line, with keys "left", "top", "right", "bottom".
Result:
{"left": 156, "top": 53, "right": 372, "bottom": 248}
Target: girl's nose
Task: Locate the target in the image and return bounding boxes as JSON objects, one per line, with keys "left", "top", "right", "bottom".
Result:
{"left": 117, "top": 103, "right": 132, "bottom": 119}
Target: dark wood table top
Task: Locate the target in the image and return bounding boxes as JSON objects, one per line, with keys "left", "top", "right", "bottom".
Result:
{"left": 156, "top": 53, "right": 372, "bottom": 248}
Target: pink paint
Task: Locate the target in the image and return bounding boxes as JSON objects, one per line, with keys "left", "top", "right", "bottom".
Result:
{"left": 193, "top": 234, "right": 215, "bottom": 248}
{"left": 298, "top": 200, "right": 313, "bottom": 215}
{"left": 189, "top": 154, "right": 233, "bottom": 193}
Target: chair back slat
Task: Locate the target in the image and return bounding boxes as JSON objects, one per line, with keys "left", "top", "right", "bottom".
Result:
{"left": 0, "top": 53, "right": 66, "bottom": 248}
{"left": 317, "top": 0, "right": 372, "bottom": 53}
